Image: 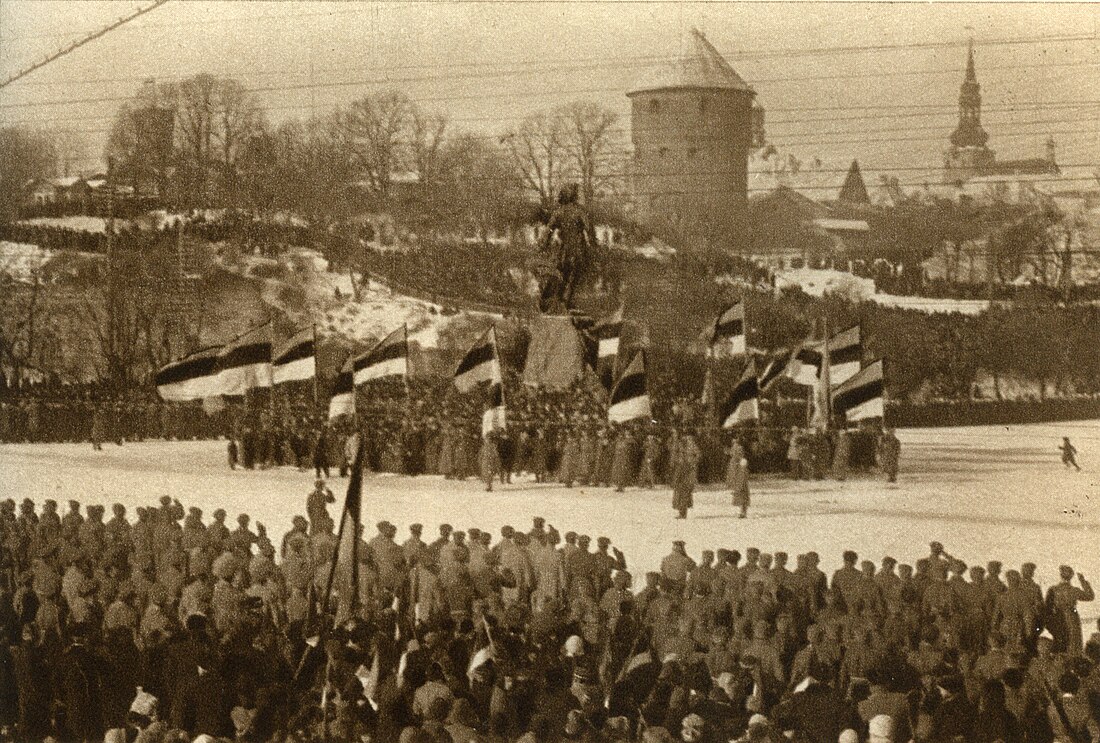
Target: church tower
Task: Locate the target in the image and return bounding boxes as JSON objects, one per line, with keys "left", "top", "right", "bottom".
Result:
{"left": 943, "top": 40, "right": 995, "bottom": 183}
{"left": 628, "top": 29, "right": 756, "bottom": 246}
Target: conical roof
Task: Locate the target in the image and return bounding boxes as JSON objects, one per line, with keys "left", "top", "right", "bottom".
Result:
{"left": 628, "top": 28, "right": 754, "bottom": 96}
{"left": 837, "top": 160, "right": 871, "bottom": 204}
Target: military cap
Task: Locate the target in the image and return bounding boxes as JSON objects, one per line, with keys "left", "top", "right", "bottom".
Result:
{"left": 439, "top": 523, "right": 453, "bottom": 534}
{"left": 882, "top": 556, "right": 897, "bottom": 566}
{"left": 213, "top": 508, "right": 226, "bottom": 518}
{"left": 673, "top": 539, "right": 685, "bottom": 547}
{"left": 377, "top": 521, "right": 391, "bottom": 532}
{"left": 237, "top": 513, "right": 249, "bottom": 524}
{"left": 410, "top": 523, "right": 423, "bottom": 533}
{"left": 577, "top": 534, "right": 591, "bottom": 544}
{"left": 453, "top": 530, "right": 466, "bottom": 540}
{"left": 44, "top": 499, "right": 57, "bottom": 509}
{"left": 160, "top": 496, "right": 171, "bottom": 506}
{"left": 597, "top": 536, "right": 611, "bottom": 547}
{"left": 565, "top": 531, "right": 577, "bottom": 541}
{"left": 501, "top": 525, "right": 515, "bottom": 537}
{"left": 532, "top": 517, "right": 545, "bottom": 527}
{"left": 189, "top": 506, "right": 202, "bottom": 515}
{"left": 112, "top": 503, "right": 126, "bottom": 514}
{"left": 68, "top": 499, "right": 81, "bottom": 509}
{"left": 843, "top": 550, "right": 858, "bottom": 563}
{"left": 467, "top": 527, "right": 481, "bottom": 539}
{"left": 987, "top": 560, "right": 1002, "bottom": 571}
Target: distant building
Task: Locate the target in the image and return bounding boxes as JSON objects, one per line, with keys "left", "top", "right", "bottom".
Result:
{"left": 628, "top": 28, "right": 757, "bottom": 244}
{"left": 942, "top": 40, "right": 1059, "bottom": 185}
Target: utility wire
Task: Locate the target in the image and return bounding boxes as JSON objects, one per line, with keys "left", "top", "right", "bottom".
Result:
{"left": 0, "top": 0, "right": 171, "bottom": 91}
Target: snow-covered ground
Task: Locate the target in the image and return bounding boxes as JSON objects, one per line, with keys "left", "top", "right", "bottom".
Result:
{"left": 775, "top": 268, "right": 991, "bottom": 316}
{"left": 3, "top": 420, "right": 1098, "bottom": 625}
{"left": 0, "top": 241, "right": 51, "bottom": 282}
{"left": 17, "top": 216, "right": 111, "bottom": 233}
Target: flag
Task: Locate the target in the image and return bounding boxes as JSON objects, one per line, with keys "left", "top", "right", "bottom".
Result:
{"left": 321, "top": 439, "right": 365, "bottom": 620}
{"left": 354, "top": 325, "right": 408, "bottom": 384}
{"left": 826, "top": 325, "right": 862, "bottom": 386}
{"left": 467, "top": 645, "right": 494, "bottom": 681}
{"left": 328, "top": 356, "right": 355, "bottom": 420}
{"left": 720, "top": 359, "right": 759, "bottom": 427}
{"left": 832, "top": 359, "right": 885, "bottom": 422}
{"left": 593, "top": 307, "right": 623, "bottom": 389}
{"left": 482, "top": 381, "right": 506, "bottom": 437}
{"left": 608, "top": 351, "right": 650, "bottom": 423}
{"left": 215, "top": 323, "right": 273, "bottom": 396}
{"left": 784, "top": 337, "right": 823, "bottom": 387}
{"left": 454, "top": 328, "right": 500, "bottom": 393}
{"left": 272, "top": 328, "right": 316, "bottom": 385}
{"left": 710, "top": 301, "right": 746, "bottom": 358}
{"left": 758, "top": 350, "right": 788, "bottom": 392}
{"left": 155, "top": 346, "right": 223, "bottom": 401}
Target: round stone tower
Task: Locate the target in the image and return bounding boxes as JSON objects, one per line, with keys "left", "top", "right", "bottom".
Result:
{"left": 628, "top": 28, "right": 756, "bottom": 245}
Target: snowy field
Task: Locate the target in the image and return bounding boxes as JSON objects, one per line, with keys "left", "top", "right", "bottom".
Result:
{"left": 2, "top": 420, "right": 1098, "bottom": 625}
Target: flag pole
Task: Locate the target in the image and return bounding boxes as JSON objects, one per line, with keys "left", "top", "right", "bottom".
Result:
{"left": 312, "top": 324, "right": 320, "bottom": 414}
{"left": 822, "top": 315, "right": 832, "bottom": 431}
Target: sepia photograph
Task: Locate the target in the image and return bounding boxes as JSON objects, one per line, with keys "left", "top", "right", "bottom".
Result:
{"left": 0, "top": 1, "right": 1098, "bottom": 741}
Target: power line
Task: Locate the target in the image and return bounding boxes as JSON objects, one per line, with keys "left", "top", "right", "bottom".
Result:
{"left": 0, "top": 0, "right": 171, "bottom": 91}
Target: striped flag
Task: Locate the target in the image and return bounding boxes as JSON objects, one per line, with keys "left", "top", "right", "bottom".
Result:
{"left": 481, "top": 380, "right": 506, "bottom": 437}
{"left": 454, "top": 327, "right": 500, "bottom": 393}
{"left": 720, "top": 359, "right": 760, "bottom": 427}
{"left": 832, "top": 359, "right": 885, "bottom": 422}
{"left": 215, "top": 323, "right": 273, "bottom": 396}
{"left": 608, "top": 351, "right": 651, "bottom": 423}
{"left": 709, "top": 301, "right": 746, "bottom": 358}
{"left": 272, "top": 328, "right": 316, "bottom": 385}
{"left": 826, "top": 325, "right": 862, "bottom": 386}
{"left": 784, "top": 337, "right": 823, "bottom": 387}
{"left": 155, "top": 346, "right": 223, "bottom": 401}
{"left": 321, "top": 438, "right": 365, "bottom": 621}
{"left": 593, "top": 307, "right": 623, "bottom": 389}
{"left": 328, "top": 356, "right": 355, "bottom": 420}
{"left": 758, "top": 350, "right": 789, "bottom": 392}
{"left": 354, "top": 325, "right": 408, "bottom": 385}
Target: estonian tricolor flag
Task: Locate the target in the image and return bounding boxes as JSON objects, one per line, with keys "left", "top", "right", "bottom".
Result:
{"left": 826, "top": 325, "right": 862, "bottom": 386}
{"left": 720, "top": 359, "right": 760, "bottom": 427}
{"left": 354, "top": 325, "right": 408, "bottom": 385}
{"left": 710, "top": 302, "right": 746, "bottom": 358}
{"left": 784, "top": 337, "right": 823, "bottom": 387}
{"left": 608, "top": 351, "right": 651, "bottom": 423}
{"left": 758, "top": 350, "right": 789, "bottom": 392}
{"left": 328, "top": 356, "right": 356, "bottom": 420}
{"left": 832, "top": 359, "right": 885, "bottom": 422}
{"left": 481, "top": 380, "right": 506, "bottom": 437}
{"left": 593, "top": 307, "right": 623, "bottom": 389}
{"left": 272, "top": 328, "right": 316, "bottom": 385}
{"left": 215, "top": 323, "right": 273, "bottom": 396}
{"left": 155, "top": 346, "right": 223, "bottom": 402}
{"left": 454, "top": 327, "right": 500, "bottom": 393}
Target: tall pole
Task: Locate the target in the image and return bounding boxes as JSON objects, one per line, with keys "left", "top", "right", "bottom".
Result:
{"left": 312, "top": 323, "right": 320, "bottom": 413}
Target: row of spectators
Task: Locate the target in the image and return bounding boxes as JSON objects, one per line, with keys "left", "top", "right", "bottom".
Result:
{"left": 1, "top": 494, "right": 1096, "bottom": 743}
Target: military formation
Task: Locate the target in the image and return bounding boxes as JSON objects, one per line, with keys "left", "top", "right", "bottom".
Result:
{"left": 1, "top": 492, "right": 1097, "bottom": 743}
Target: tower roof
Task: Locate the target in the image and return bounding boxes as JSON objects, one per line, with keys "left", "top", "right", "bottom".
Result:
{"left": 837, "top": 160, "right": 871, "bottom": 204}
{"left": 628, "top": 28, "right": 754, "bottom": 96}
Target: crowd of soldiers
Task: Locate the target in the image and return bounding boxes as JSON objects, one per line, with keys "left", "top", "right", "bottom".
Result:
{"left": 1, "top": 492, "right": 1098, "bottom": 743}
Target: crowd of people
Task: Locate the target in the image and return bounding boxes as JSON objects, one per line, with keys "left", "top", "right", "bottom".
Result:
{"left": 1, "top": 491, "right": 1097, "bottom": 743}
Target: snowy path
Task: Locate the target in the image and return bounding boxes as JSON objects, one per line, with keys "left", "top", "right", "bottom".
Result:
{"left": 3, "top": 420, "right": 1099, "bottom": 623}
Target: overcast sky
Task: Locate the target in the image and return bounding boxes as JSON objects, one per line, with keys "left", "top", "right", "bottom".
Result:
{"left": 1, "top": 2, "right": 1096, "bottom": 183}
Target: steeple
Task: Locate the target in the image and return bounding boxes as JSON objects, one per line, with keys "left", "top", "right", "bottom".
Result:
{"left": 949, "top": 38, "right": 989, "bottom": 149}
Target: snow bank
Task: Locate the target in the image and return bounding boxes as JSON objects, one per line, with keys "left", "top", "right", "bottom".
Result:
{"left": 775, "top": 268, "right": 991, "bottom": 316}
{"left": 0, "top": 241, "right": 51, "bottom": 282}
{"left": 18, "top": 216, "right": 110, "bottom": 233}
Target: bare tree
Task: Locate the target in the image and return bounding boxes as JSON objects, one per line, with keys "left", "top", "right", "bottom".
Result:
{"left": 556, "top": 101, "right": 619, "bottom": 204}
{"left": 0, "top": 125, "right": 58, "bottom": 219}
{"left": 502, "top": 111, "right": 567, "bottom": 209}
{"left": 335, "top": 91, "right": 415, "bottom": 206}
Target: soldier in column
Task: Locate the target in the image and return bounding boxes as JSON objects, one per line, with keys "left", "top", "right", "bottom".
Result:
{"left": 610, "top": 426, "right": 636, "bottom": 493}
{"left": 832, "top": 427, "right": 850, "bottom": 481}
{"left": 638, "top": 428, "right": 661, "bottom": 489}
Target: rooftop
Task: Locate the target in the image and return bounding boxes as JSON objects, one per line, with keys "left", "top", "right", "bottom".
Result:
{"left": 628, "top": 28, "right": 754, "bottom": 96}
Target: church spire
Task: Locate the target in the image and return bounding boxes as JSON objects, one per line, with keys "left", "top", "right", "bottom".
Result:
{"left": 949, "top": 38, "right": 989, "bottom": 149}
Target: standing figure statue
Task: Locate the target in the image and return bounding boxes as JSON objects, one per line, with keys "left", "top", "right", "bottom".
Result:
{"left": 538, "top": 183, "right": 598, "bottom": 313}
